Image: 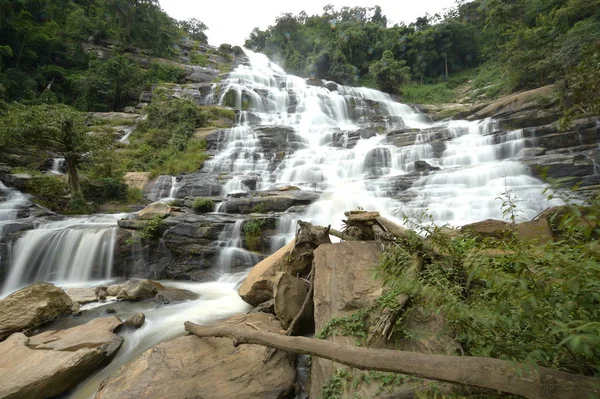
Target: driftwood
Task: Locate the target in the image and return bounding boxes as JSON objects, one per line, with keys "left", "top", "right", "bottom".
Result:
{"left": 184, "top": 322, "right": 600, "bottom": 399}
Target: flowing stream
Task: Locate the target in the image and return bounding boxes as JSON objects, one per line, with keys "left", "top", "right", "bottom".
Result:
{"left": 0, "top": 51, "right": 566, "bottom": 398}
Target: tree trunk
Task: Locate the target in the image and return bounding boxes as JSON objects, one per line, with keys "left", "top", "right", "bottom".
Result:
{"left": 65, "top": 157, "right": 81, "bottom": 197}
{"left": 184, "top": 322, "right": 600, "bottom": 399}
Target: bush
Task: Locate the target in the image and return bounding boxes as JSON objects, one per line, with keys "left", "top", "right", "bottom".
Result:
{"left": 192, "top": 197, "right": 214, "bottom": 213}
{"left": 190, "top": 53, "right": 209, "bottom": 66}
{"left": 243, "top": 219, "right": 264, "bottom": 251}
{"left": 81, "top": 177, "right": 128, "bottom": 203}
{"left": 140, "top": 216, "right": 164, "bottom": 240}
{"left": 65, "top": 195, "right": 96, "bottom": 215}
{"left": 25, "top": 175, "right": 69, "bottom": 212}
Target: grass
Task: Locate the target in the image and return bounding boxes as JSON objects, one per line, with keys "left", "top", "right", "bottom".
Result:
{"left": 150, "top": 140, "right": 209, "bottom": 177}
{"left": 192, "top": 197, "right": 214, "bottom": 213}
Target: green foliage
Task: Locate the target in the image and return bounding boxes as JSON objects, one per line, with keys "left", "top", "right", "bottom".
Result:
{"left": 316, "top": 308, "right": 370, "bottom": 343}
{"left": 243, "top": 219, "right": 264, "bottom": 251}
{"left": 192, "top": 197, "right": 214, "bottom": 213}
{"left": 140, "top": 216, "right": 164, "bottom": 240}
{"left": 369, "top": 50, "right": 410, "bottom": 94}
{"left": 126, "top": 187, "right": 144, "bottom": 204}
{"left": 177, "top": 18, "right": 208, "bottom": 43}
{"left": 190, "top": 53, "right": 209, "bottom": 66}
{"left": 144, "top": 62, "right": 186, "bottom": 85}
{"left": 25, "top": 175, "right": 69, "bottom": 212}
{"left": 65, "top": 196, "right": 95, "bottom": 215}
{"left": 559, "top": 42, "right": 600, "bottom": 128}
{"left": 321, "top": 369, "right": 350, "bottom": 399}
{"left": 379, "top": 208, "right": 600, "bottom": 376}
{"left": 81, "top": 178, "right": 128, "bottom": 204}
{"left": 400, "top": 83, "right": 456, "bottom": 105}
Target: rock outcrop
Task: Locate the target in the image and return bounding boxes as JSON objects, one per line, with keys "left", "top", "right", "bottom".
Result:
{"left": 0, "top": 316, "right": 123, "bottom": 399}
{"left": 95, "top": 313, "right": 295, "bottom": 399}
{"left": 0, "top": 282, "right": 73, "bottom": 341}
{"left": 137, "top": 202, "right": 171, "bottom": 220}
{"left": 273, "top": 272, "right": 308, "bottom": 329}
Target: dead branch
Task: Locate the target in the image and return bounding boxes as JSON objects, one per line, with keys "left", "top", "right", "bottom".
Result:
{"left": 184, "top": 322, "right": 600, "bottom": 399}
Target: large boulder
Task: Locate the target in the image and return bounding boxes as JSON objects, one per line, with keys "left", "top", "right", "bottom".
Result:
{"left": 0, "top": 316, "right": 123, "bottom": 399}
{"left": 461, "top": 219, "right": 513, "bottom": 238}
{"left": 137, "top": 202, "right": 171, "bottom": 220}
{"left": 273, "top": 272, "right": 308, "bottom": 329}
{"left": 238, "top": 240, "right": 297, "bottom": 306}
{"left": 66, "top": 287, "right": 98, "bottom": 305}
{"left": 0, "top": 282, "right": 73, "bottom": 341}
{"left": 310, "top": 241, "right": 456, "bottom": 398}
{"left": 95, "top": 313, "right": 296, "bottom": 399}
{"left": 123, "top": 172, "right": 152, "bottom": 191}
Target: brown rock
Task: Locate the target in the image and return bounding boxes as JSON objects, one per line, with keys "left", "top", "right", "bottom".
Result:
{"left": 66, "top": 288, "right": 98, "bottom": 304}
{"left": 123, "top": 172, "right": 151, "bottom": 191}
{"left": 0, "top": 282, "right": 73, "bottom": 341}
{"left": 238, "top": 239, "right": 296, "bottom": 306}
{"left": 137, "top": 202, "right": 171, "bottom": 220}
{"left": 123, "top": 313, "right": 145, "bottom": 329}
{"left": 516, "top": 217, "right": 554, "bottom": 242}
{"left": 116, "top": 280, "right": 163, "bottom": 301}
{"left": 155, "top": 287, "right": 199, "bottom": 304}
{"left": 273, "top": 272, "right": 308, "bottom": 329}
{"left": 0, "top": 317, "right": 123, "bottom": 399}
{"left": 95, "top": 313, "right": 295, "bottom": 399}
{"left": 461, "top": 219, "right": 513, "bottom": 238}
{"left": 106, "top": 284, "right": 122, "bottom": 297}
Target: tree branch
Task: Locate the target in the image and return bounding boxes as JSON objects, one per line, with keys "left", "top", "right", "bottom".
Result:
{"left": 184, "top": 322, "right": 600, "bottom": 399}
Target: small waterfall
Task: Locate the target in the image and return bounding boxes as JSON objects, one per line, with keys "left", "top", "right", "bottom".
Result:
{"left": 118, "top": 126, "right": 135, "bottom": 143}
{"left": 145, "top": 175, "right": 179, "bottom": 202}
{"left": 49, "top": 158, "right": 66, "bottom": 175}
{"left": 215, "top": 220, "right": 260, "bottom": 273}
{"left": 2, "top": 214, "right": 124, "bottom": 294}
{"left": 0, "top": 182, "right": 28, "bottom": 223}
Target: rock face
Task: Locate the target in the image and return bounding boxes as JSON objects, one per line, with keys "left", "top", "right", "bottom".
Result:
{"left": 123, "top": 172, "right": 152, "bottom": 190}
{"left": 137, "top": 202, "right": 171, "bottom": 220}
{"left": 95, "top": 313, "right": 296, "bottom": 399}
{"left": 311, "top": 241, "right": 384, "bottom": 399}
{"left": 0, "top": 316, "right": 123, "bottom": 399}
{"left": 0, "top": 282, "right": 73, "bottom": 341}
{"left": 116, "top": 279, "right": 161, "bottom": 301}
{"left": 273, "top": 272, "right": 308, "bottom": 329}
{"left": 66, "top": 287, "right": 98, "bottom": 304}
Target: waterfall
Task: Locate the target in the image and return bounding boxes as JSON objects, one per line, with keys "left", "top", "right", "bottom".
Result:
{"left": 215, "top": 220, "right": 260, "bottom": 273}
{"left": 49, "top": 158, "right": 66, "bottom": 175}
{"left": 211, "top": 51, "right": 561, "bottom": 231}
{"left": 145, "top": 175, "right": 180, "bottom": 202}
{"left": 2, "top": 214, "right": 124, "bottom": 294}
{"left": 0, "top": 181, "right": 28, "bottom": 223}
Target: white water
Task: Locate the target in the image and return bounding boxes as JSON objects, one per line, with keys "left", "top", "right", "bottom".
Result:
{"left": 68, "top": 275, "right": 251, "bottom": 399}
{"left": 215, "top": 220, "right": 260, "bottom": 273}
{"left": 213, "top": 51, "right": 562, "bottom": 232}
{"left": 0, "top": 181, "right": 29, "bottom": 223}
{"left": 49, "top": 158, "right": 66, "bottom": 175}
{"left": 2, "top": 214, "right": 126, "bottom": 295}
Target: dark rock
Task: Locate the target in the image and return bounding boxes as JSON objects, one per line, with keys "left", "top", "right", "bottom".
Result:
{"left": 155, "top": 287, "right": 199, "bottom": 304}
{"left": 414, "top": 160, "right": 440, "bottom": 172}
{"left": 106, "top": 309, "right": 117, "bottom": 314}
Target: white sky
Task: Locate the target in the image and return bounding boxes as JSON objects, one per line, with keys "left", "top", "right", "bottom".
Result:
{"left": 159, "top": 0, "right": 461, "bottom": 47}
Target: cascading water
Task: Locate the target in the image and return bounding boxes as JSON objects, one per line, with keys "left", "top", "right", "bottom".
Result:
{"left": 0, "top": 181, "right": 28, "bottom": 223}
{"left": 215, "top": 219, "right": 260, "bottom": 273}
{"left": 49, "top": 157, "right": 66, "bottom": 175}
{"left": 212, "top": 51, "right": 561, "bottom": 233}
{"left": 2, "top": 214, "right": 125, "bottom": 294}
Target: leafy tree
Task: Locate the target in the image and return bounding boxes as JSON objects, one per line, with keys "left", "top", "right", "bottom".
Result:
{"left": 178, "top": 18, "right": 208, "bottom": 43}
{"left": 369, "top": 50, "right": 411, "bottom": 94}
{"left": 0, "top": 103, "right": 93, "bottom": 196}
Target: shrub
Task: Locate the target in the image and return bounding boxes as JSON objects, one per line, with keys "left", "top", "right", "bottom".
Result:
{"left": 81, "top": 177, "right": 128, "bottom": 203}
{"left": 140, "top": 216, "right": 164, "bottom": 240}
{"left": 192, "top": 197, "right": 214, "bottom": 213}
{"left": 243, "top": 219, "right": 265, "bottom": 251}
{"left": 25, "top": 175, "right": 69, "bottom": 212}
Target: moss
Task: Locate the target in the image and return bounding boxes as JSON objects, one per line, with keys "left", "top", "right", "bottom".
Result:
{"left": 222, "top": 89, "right": 236, "bottom": 108}
{"left": 243, "top": 219, "right": 265, "bottom": 251}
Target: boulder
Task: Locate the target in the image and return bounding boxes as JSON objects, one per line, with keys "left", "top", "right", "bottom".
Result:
{"left": 123, "top": 313, "right": 145, "bottom": 329}
{"left": 461, "top": 219, "right": 513, "bottom": 238}
{"left": 155, "top": 287, "right": 199, "bottom": 304}
{"left": 66, "top": 288, "right": 98, "bottom": 305}
{"left": 116, "top": 279, "right": 163, "bottom": 301}
{"left": 95, "top": 313, "right": 296, "bottom": 399}
{"left": 106, "top": 284, "right": 122, "bottom": 297}
{"left": 0, "top": 317, "right": 123, "bottom": 399}
{"left": 273, "top": 272, "right": 308, "bottom": 329}
{"left": 219, "top": 193, "right": 317, "bottom": 214}
{"left": 238, "top": 240, "right": 296, "bottom": 306}
{"left": 0, "top": 282, "right": 73, "bottom": 341}
{"left": 123, "top": 172, "right": 152, "bottom": 191}
{"left": 137, "top": 202, "right": 171, "bottom": 220}
{"left": 516, "top": 217, "right": 554, "bottom": 242}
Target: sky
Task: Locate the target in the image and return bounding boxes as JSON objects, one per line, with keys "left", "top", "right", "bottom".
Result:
{"left": 159, "top": 0, "right": 461, "bottom": 47}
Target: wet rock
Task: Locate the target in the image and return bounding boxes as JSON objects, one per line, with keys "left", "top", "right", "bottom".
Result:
{"left": 414, "top": 160, "right": 440, "bottom": 172}
{"left": 139, "top": 91, "right": 152, "bottom": 103}
{"left": 123, "top": 313, "right": 145, "bottom": 329}
{"left": 106, "top": 285, "right": 122, "bottom": 297}
{"left": 155, "top": 287, "right": 199, "bottom": 304}
{"left": 273, "top": 272, "right": 308, "bottom": 329}
{"left": 0, "top": 317, "right": 123, "bottom": 399}
{"left": 0, "top": 282, "right": 73, "bottom": 341}
{"left": 220, "top": 191, "right": 319, "bottom": 214}
{"left": 66, "top": 288, "right": 98, "bottom": 305}
{"left": 174, "top": 172, "right": 223, "bottom": 197}
{"left": 116, "top": 280, "right": 163, "bottom": 301}
{"left": 106, "top": 309, "right": 116, "bottom": 314}
{"left": 137, "top": 202, "right": 171, "bottom": 220}
{"left": 95, "top": 313, "right": 295, "bottom": 399}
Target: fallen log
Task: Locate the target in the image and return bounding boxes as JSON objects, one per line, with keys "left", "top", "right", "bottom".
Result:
{"left": 184, "top": 322, "right": 600, "bottom": 399}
